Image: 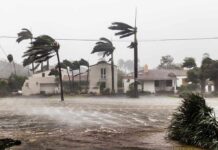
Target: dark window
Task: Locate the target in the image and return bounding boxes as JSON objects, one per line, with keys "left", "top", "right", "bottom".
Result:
{"left": 166, "top": 80, "right": 172, "bottom": 87}
{"left": 42, "top": 73, "right": 45, "bottom": 77}
{"left": 155, "top": 80, "right": 159, "bottom": 87}
{"left": 101, "top": 68, "right": 106, "bottom": 79}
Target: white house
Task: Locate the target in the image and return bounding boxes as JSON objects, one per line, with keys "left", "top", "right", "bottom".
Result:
{"left": 22, "top": 70, "right": 59, "bottom": 96}
{"left": 22, "top": 60, "right": 118, "bottom": 95}
{"left": 88, "top": 61, "right": 118, "bottom": 94}
{"left": 123, "top": 65, "right": 187, "bottom": 94}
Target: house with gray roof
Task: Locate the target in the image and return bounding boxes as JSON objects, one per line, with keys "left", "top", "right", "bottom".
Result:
{"left": 123, "top": 65, "right": 187, "bottom": 93}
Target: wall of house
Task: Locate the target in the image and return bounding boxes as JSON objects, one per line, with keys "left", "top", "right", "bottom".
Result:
{"left": 155, "top": 79, "right": 176, "bottom": 93}
{"left": 205, "top": 85, "right": 215, "bottom": 93}
{"left": 176, "top": 76, "right": 187, "bottom": 87}
{"left": 22, "top": 71, "right": 58, "bottom": 96}
{"left": 88, "top": 63, "right": 118, "bottom": 94}
{"left": 142, "top": 81, "right": 155, "bottom": 93}
{"left": 123, "top": 78, "right": 134, "bottom": 93}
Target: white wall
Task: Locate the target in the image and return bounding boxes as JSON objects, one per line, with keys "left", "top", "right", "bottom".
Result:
{"left": 176, "top": 76, "right": 187, "bottom": 87}
{"left": 22, "top": 70, "right": 58, "bottom": 96}
{"left": 89, "top": 63, "right": 118, "bottom": 94}
{"left": 143, "top": 81, "right": 155, "bottom": 93}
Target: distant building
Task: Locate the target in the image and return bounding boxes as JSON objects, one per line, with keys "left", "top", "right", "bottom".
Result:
{"left": 123, "top": 65, "right": 187, "bottom": 93}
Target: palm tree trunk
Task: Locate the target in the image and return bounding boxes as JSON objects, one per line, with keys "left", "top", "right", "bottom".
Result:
{"left": 79, "top": 67, "right": 81, "bottom": 93}
{"left": 214, "top": 78, "right": 218, "bottom": 93}
{"left": 86, "top": 66, "right": 89, "bottom": 93}
{"left": 71, "top": 70, "right": 74, "bottom": 92}
{"left": 56, "top": 52, "right": 64, "bottom": 101}
{"left": 32, "top": 63, "right": 35, "bottom": 74}
{"left": 13, "top": 62, "right": 16, "bottom": 75}
{"left": 66, "top": 68, "right": 72, "bottom": 92}
{"left": 111, "top": 53, "right": 115, "bottom": 94}
{"left": 47, "top": 60, "right": 49, "bottom": 70}
{"left": 41, "top": 62, "right": 44, "bottom": 72}
{"left": 133, "top": 31, "right": 138, "bottom": 98}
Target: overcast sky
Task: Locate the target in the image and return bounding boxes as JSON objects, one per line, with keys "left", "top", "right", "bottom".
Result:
{"left": 1, "top": 0, "right": 218, "bottom": 69}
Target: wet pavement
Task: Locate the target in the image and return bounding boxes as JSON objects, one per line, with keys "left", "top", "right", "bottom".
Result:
{"left": 0, "top": 96, "right": 208, "bottom": 150}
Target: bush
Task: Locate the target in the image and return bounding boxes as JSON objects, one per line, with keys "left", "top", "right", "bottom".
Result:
{"left": 168, "top": 93, "right": 218, "bottom": 149}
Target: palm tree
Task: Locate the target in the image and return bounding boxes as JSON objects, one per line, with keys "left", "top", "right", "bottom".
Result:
{"left": 109, "top": 20, "right": 138, "bottom": 97}
{"left": 71, "top": 61, "right": 80, "bottom": 92}
{"left": 22, "top": 35, "right": 64, "bottom": 101}
{"left": 17, "top": 28, "right": 36, "bottom": 73}
{"left": 7, "top": 54, "right": 16, "bottom": 75}
{"left": 79, "top": 59, "right": 89, "bottom": 93}
{"left": 69, "top": 61, "right": 79, "bottom": 92}
{"left": 62, "top": 59, "right": 73, "bottom": 92}
{"left": 91, "top": 38, "right": 115, "bottom": 94}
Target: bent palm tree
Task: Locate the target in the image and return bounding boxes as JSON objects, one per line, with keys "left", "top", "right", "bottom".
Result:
{"left": 17, "top": 28, "right": 36, "bottom": 73}
{"left": 91, "top": 38, "right": 115, "bottom": 94}
{"left": 69, "top": 61, "right": 79, "bottom": 92}
{"left": 79, "top": 59, "right": 89, "bottom": 93}
{"left": 22, "top": 35, "right": 64, "bottom": 101}
{"left": 72, "top": 61, "right": 81, "bottom": 92}
{"left": 109, "top": 21, "right": 138, "bottom": 97}
{"left": 62, "top": 60, "right": 73, "bottom": 92}
{"left": 7, "top": 54, "right": 16, "bottom": 75}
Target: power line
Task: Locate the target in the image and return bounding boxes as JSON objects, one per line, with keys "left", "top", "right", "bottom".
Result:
{"left": 1, "top": 35, "right": 218, "bottom": 42}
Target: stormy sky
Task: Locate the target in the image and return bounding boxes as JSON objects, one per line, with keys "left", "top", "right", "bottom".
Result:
{"left": 1, "top": 0, "right": 218, "bottom": 69}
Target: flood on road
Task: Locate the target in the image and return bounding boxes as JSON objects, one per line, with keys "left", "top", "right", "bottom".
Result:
{"left": 0, "top": 96, "right": 211, "bottom": 150}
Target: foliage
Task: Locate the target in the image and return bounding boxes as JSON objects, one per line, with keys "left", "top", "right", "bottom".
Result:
{"left": 168, "top": 94, "right": 218, "bottom": 149}
{"left": 7, "top": 74, "right": 27, "bottom": 92}
{"left": 187, "top": 67, "right": 200, "bottom": 84}
{"left": 22, "top": 34, "right": 64, "bottom": 101}
{"left": 16, "top": 28, "right": 33, "bottom": 43}
{"left": 7, "top": 54, "right": 13, "bottom": 63}
{"left": 158, "top": 55, "right": 182, "bottom": 69}
{"left": 182, "top": 57, "right": 196, "bottom": 68}
{"left": 0, "top": 80, "right": 9, "bottom": 96}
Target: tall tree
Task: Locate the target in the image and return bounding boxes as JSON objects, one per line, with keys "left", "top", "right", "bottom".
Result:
{"left": 79, "top": 59, "right": 89, "bottom": 93}
{"left": 22, "top": 35, "right": 64, "bottom": 101}
{"left": 200, "top": 57, "right": 213, "bottom": 93}
{"left": 7, "top": 54, "right": 16, "bottom": 75}
{"left": 71, "top": 61, "right": 80, "bottom": 92}
{"left": 91, "top": 38, "right": 116, "bottom": 94}
{"left": 109, "top": 19, "right": 138, "bottom": 97}
{"left": 182, "top": 57, "right": 197, "bottom": 69}
{"left": 17, "top": 28, "right": 36, "bottom": 73}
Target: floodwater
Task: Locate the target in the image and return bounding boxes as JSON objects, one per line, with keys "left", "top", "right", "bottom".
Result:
{"left": 0, "top": 96, "right": 212, "bottom": 150}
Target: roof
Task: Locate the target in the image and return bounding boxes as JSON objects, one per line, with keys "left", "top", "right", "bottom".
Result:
{"left": 124, "top": 69, "right": 187, "bottom": 81}
{"left": 63, "top": 72, "right": 88, "bottom": 81}
{"left": 90, "top": 60, "right": 117, "bottom": 67}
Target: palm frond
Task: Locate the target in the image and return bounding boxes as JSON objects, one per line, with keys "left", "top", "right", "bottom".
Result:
{"left": 17, "top": 28, "right": 33, "bottom": 43}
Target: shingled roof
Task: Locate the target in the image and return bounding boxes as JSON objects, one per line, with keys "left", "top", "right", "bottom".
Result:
{"left": 125, "top": 69, "right": 187, "bottom": 81}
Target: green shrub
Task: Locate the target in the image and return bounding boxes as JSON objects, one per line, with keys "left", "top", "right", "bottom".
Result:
{"left": 168, "top": 93, "right": 218, "bottom": 149}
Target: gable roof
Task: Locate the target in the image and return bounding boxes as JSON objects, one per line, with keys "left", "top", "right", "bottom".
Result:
{"left": 124, "top": 69, "right": 187, "bottom": 81}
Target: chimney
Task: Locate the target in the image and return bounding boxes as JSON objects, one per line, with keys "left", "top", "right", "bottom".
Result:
{"left": 144, "top": 64, "right": 148, "bottom": 73}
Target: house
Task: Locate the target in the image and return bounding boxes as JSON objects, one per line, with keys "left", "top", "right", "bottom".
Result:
{"left": 88, "top": 61, "right": 118, "bottom": 94}
{"left": 22, "top": 60, "right": 118, "bottom": 95}
{"left": 22, "top": 70, "right": 59, "bottom": 96}
{"left": 123, "top": 65, "right": 187, "bottom": 94}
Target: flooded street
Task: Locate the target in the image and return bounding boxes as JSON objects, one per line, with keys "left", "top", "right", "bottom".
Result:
{"left": 0, "top": 96, "right": 211, "bottom": 150}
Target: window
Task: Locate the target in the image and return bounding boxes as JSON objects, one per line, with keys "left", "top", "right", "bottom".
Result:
{"left": 101, "top": 68, "right": 106, "bottom": 79}
{"left": 166, "top": 80, "right": 172, "bottom": 87}
{"left": 42, "top": 73, "right": 45, "bottom": 77}
{"left": 155, "top": 80, "right": 159, "bottom": 87}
